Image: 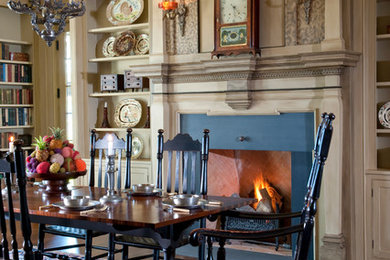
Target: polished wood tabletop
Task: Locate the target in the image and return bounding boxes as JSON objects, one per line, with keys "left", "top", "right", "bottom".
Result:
{"left": 11, "top": 186, "right": 255, "bottom": 230}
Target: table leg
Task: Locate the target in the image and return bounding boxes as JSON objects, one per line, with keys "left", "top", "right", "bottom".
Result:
{"left": 108, "top": 233, "right": 115, "bottom": 260}
{"left": 163, "top": 247, "right": 175, "bottom": 260}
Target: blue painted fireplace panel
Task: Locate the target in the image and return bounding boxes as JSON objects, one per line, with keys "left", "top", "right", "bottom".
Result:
{"left": 180, "top": 112, "right": 314, "bottom": 259}
{"left": 180, "top": 113, "right": 314, "bottom": 152}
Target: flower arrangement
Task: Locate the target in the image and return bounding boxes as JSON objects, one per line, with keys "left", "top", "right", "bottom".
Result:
{"left": 26, "top": 127, "right": 86, "bottom": 174}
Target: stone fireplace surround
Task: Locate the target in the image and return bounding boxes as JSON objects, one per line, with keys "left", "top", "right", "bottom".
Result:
{"left": 132, "top": 50, "right": 360, "bottom": 260}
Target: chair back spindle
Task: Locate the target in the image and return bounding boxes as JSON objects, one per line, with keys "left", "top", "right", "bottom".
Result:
{"left": 89, "top": 129, "right": 97, "bottom": 187}
{"left": 156, "top": 129, "right": 164, "bottom": 189}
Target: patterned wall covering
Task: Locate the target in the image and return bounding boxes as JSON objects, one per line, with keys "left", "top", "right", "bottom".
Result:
{"left": 165, "top": 0, "right": 199, "bottom": 55}
{"left": 285, "top": 0, "right": 325, "bottom": 46}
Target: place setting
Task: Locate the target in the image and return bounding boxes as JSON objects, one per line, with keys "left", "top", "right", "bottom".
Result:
{"left": 122, "top": 183, "right": 163, "bottom": 196}
{"left": 162, "top": 194, "right": 223, "bottom": 214}
{"left": 39, "top": 195, "right": 108, "bottom": 215}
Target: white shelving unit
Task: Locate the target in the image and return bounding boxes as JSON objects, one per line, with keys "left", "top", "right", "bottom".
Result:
{"left": 85, "top": 0, "right": 152, "bottom": 185}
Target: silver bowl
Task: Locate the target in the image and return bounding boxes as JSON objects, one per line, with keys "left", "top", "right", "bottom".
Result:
{"left": 132, "top": 184, "right": 155, "bottom": 193}
{"left": 64, "top": 196, "right": 90, "bottom": 207}
{"left": 172, "top": 194, "right": 200, "bottom": 207}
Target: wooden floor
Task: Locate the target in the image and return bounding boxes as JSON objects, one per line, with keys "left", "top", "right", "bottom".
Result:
{"left": 2, "top": 222, "right": 291, "bottom": 259}
{"left": 2, "top": 222, "right": 195, "bottom": 260}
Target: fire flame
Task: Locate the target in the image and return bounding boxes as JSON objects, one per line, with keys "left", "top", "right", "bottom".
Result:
{"left": 253, "top": 175, "right": 270, "bottom": 208}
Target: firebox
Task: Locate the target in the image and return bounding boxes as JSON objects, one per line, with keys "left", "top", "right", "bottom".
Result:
{"left": 180, "top": 112, "right": 315, "bottom": 259}
{"left": 208, "top": 149, "right": 291, "bottom": 249}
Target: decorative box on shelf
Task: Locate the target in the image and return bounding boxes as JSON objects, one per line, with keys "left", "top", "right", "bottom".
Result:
{"left": 100, "top": 74, "right": 124, "bottom": 92}
{"left": 124, "top": 70, "right": 148, "bottom": 90}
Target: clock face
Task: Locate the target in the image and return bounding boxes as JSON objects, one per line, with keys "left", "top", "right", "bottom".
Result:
{"left": 220, "top": 0, "right": 248, "bottom": 24}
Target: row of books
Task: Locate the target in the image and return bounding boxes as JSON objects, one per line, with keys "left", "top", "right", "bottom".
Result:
{"left": 0, "top": 63, "right": 32, "bottom": 83}
{"left": 0, "top": 89, "right": 33, "bottom": 104}
{"left": 0, "top": 108, "right": 32, "bottom": 126}
{"left": 0, "top": 132, "right": 32, "bottom": 149}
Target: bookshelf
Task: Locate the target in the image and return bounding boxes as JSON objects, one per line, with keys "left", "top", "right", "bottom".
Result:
{"left": 0, "top": 36, "right": 34, "bottom": 151}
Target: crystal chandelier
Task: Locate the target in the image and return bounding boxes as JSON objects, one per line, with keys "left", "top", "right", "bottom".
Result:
{"left": 7, "top": 0, "right": 85, "bottom": 47}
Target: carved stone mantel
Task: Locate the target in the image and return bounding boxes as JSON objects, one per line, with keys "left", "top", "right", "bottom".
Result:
{"left": 131, "top": 51, "right": 360, "bottom": 86}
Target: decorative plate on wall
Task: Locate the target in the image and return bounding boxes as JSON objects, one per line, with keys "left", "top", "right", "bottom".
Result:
{"left": 102, "top": 36, "right": 117, "bottom": 57}
{"left": 113, "top": 31, "right": 136, "bottom": 56}
{"left": 131, "top": 136, "right": 143, "bottom": 159}
{"left": 134, "top": 34, "right": 150, "bottom": 55}
{"left": 379, "top": 101, "right": 390, "bottom": 128}
{"left": 106, "top": 0, "right": 144, "bottom": 25}
{"left": 114, "top": 99, "right": 142, "bottom": 127}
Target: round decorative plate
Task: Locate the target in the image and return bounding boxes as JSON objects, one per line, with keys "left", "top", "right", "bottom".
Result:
{"left": 134, "top": 34, "right": 150, "bottom": 55}
{"left": 102, "top": 36, "right": 116, "bottom": 57}
{"left": 131, "top": 136, "right": 143, "bottom": 159}
{"left": 114, "top": 99, "right": 142, "bottom": 127}
{"left": 379, "top": 101, "right": 390, "bottom": 128}
{"left": 106, "top": 0, "right": 144, "bottom": 25}
{"left": 113, "top": 32, "right": 136, "bottom": 56}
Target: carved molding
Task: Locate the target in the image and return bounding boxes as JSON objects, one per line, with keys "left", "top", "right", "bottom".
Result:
{"left": 320, "top": 234, "right": 346, "bottom": 260}
{"left": 131, "top": 51, "right": 360, "bottom": 85}
{"left": 226, "top": 80, "right": 253, "bottom": 110}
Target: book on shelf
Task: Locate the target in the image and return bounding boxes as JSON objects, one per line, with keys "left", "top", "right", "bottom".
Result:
{"left": 0, "top": 107, "right": 32, "bottom": 126}
{"left": 0, "top": 43, "right": 9, "bottom": 60}
{"left": 0, "top": 63, "right": 32, "bottom": 83}
{"left": 0, "top": 88, "right": 33, "bottom": 104}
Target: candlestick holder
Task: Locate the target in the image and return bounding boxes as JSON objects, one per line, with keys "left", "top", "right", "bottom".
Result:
{"left": 100, "top": 155, "right": 122, "bottom": 203}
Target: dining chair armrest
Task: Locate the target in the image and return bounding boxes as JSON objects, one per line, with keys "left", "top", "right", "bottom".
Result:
{"left": 222, "top": 210, "right": 302, "bottom": 220}
{"left": 189, "top": 224, "right": 304, "bottom": 246}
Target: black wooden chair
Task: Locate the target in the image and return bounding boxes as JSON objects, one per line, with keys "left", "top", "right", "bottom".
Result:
{"left": 37, "top": 129, "right": 133, "bottom": 259}
{"left": 113, "top": 129, "right": 210, "bottom": 260}
{"left": 189, "top": 113, "right": 335, "bottom": 260}
{"left": 0, "top": 140, "right": 40, "bottom": 259}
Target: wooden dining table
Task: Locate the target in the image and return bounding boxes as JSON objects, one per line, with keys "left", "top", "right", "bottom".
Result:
{"left": 9, "top": 185, "right": 256, "bottom": 260}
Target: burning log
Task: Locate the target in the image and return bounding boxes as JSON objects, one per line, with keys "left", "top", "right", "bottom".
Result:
{"left": 256, "top": 188, "right": 273, "bottom": 213}
{"left": 266, "top": 186, "right": 283, "bottom": 213}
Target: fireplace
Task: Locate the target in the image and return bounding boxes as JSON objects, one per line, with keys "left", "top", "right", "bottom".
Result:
{"left": 180, "top": 112, "right": 314, "bottom": 258}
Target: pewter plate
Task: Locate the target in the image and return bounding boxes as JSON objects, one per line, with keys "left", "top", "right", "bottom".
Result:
{"left": 123, "top": 188, "right": 162, "bottom": 196}
{"left": 53, "top": 200, "right": 100, "bottom": 211}
{"left": 162, "top": 198, "right": 206, "bottom": 210}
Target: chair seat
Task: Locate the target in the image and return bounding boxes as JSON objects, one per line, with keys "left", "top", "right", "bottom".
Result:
{"left": 45, "top": 225, "right": 106, "bottom": 238}
{"left": 115, "top": 228, "right": 191, "bottom": 248}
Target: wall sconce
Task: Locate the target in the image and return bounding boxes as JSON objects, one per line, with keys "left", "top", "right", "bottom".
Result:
{"left": 299, "top": 0, "right": 312, "bottom": 24}
{"left": 158, "top": 0, "right": 187, "bottom": 36}
{"left": 7, "top": 0, "right": 85, "bottom": 47}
